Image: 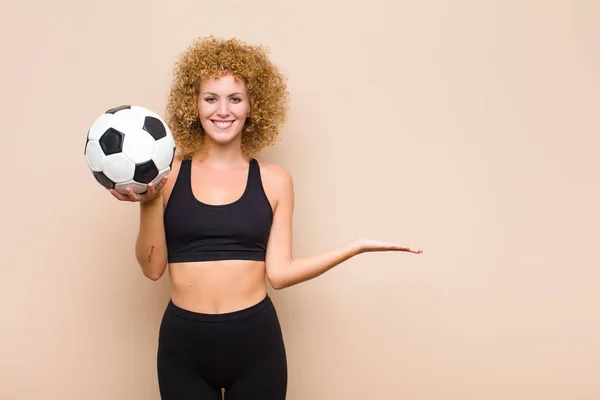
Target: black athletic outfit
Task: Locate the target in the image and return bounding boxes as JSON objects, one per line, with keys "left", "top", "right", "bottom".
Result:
{"left": 159, "top": 158, "right": 287, "bottom": 399}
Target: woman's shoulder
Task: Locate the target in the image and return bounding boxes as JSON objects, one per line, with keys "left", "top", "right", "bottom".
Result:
{"left": 255, "top": 160, "right": 293, "bottom": 187}
{"left": 255, "top": 160, "right": 294, "bottom": 205}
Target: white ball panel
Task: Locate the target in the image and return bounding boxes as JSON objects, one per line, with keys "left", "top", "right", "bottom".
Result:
{"left": 122, "top": 129, "right": 156, "bottom": 164}
{"left": 164, "top": 124, "right": 174, "bottom": 142}
{"left": 132, "top": 105, "right": 166, "bottom": 124}
{"left": 166, "top": 131, "right": 175, "bottom": 147}
{"left": 103, "top": 153, "right": 136, "bottom": 183}
{"left": 85, "top": 140, "right": 104, "bottom": 172}
{"left": 110, "top": 108, "right": 144, "bottom": 134}
{"left": 88, "top": 113, "right": 114, "bottom": 140}
{"left": 114, "top": 180, "right": 147, "bottom": 195}
{"left": 153, "top": 136, "right": 176, "bottom": 170}
{"left": 128, "top": 106, "right": 154, "bottom": 124}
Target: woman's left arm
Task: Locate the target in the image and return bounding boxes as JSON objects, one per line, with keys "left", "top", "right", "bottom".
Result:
{"left": 264, "top": 166, "right": 422, "bottom": 290}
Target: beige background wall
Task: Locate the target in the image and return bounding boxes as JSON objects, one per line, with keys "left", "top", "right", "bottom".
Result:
{"left": 1, "top": 0, "right": 598, "bottom": 399}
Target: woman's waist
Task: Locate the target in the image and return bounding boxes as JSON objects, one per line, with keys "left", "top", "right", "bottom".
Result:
{"left": 167, "top": 259, "right": 267, "bottom": 314}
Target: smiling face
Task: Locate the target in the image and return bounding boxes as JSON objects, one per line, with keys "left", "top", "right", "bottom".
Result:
{"left": 197, "top": 73, "right": 251, "bottom": 147}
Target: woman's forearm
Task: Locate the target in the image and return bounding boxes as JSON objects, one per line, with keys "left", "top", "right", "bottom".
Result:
{"left": 270, "top": 240, "right": 362, "bottom": 289}
{"left": 135, "top": 196, "right": 168, "bottom": 280}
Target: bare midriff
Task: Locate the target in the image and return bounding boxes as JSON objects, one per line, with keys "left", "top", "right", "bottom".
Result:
{"left": 167, "top": 260, "right": 268, "bottom": 314}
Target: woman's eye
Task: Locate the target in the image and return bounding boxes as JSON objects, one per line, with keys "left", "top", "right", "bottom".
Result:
{"left": 204, "top": 97, "right": 216, "bottom": 103}
{"left": 231, "top": 97, "right": 241, "bottom": 103}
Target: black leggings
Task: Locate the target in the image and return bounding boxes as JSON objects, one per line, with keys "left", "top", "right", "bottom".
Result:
{"left": 157, "top": 295, "right": 288, "bottom": 399}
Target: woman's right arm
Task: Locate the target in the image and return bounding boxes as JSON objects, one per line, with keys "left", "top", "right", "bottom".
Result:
{"left": 135, "top": 194, "right": 168, "bottom": 280}
{"left": 108, "top": 157, "right": 180, "bottom": 281}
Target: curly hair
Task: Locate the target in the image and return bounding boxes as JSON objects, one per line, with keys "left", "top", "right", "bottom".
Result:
{"left": 165, "top": 36, "right": 289, "bottom": 159}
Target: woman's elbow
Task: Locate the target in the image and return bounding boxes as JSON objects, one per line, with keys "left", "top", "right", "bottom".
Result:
{"left": 267, "top": 270, "right": 289, "bottom": 290}
{"left": 270, "top": 280, "right": 285, "bottom": 290}
{"left": 144, "top": 268, "right": 165, "bottom": 281}
{"left": 139, "top": 260, "right": 167, "bottom": 281}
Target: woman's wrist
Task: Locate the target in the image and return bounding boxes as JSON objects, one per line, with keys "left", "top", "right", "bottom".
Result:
{"left": 140, "top": 193, "right": 163, "bottom": 208}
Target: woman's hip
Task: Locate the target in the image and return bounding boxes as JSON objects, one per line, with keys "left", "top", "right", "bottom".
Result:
{"left": 157, "top": 294, "right": 286, "bottom": 389}
{"left": 158, "top": 294, "right": 285, "bottom": 358}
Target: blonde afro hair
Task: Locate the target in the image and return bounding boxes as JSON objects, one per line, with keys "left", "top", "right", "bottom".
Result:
{"left": 165, "top": 36, "right": 289, "bottom": 159}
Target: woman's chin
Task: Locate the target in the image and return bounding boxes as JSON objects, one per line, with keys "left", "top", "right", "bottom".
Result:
{"left": 205, "top": 131, "right": 241, "bottom": 145}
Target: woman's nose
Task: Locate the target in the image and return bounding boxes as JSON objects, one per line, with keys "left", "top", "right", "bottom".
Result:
{"left": 217, "top": 101, "right": 230, "bottom": 117}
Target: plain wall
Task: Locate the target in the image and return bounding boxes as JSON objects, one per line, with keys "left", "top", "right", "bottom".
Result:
{"left": 1, "top": 0, "right": 599, "bottom": 399}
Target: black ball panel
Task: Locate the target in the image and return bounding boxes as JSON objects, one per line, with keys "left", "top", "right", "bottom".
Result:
{"left": 93, "top": 171, "right": 115, "bottom": 189}
{"left": 133, "top": 160, "right": 159, "bottom": 184}
{"left": 169, "top": 146, "right": 175, "bottom": 168}
{"left": 143, "top": 116, "right": 167, "bottom": 140}
{"left": 106, "top": 105, "right": 131, "bottom": 114}
{"left": 99, "top": 128, "right": 124, "bottom": 155}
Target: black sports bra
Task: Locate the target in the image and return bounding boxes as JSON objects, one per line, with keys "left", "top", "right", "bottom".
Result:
{"left": 163, "top": 158, "right": 273, "bottom": 263}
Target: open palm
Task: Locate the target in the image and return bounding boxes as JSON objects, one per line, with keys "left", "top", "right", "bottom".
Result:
{"left": 355, "top": 238, "right": 423, "bottom": 254}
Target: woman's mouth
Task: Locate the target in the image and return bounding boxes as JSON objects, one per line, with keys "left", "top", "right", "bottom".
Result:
{"left": 211, "top": 120, "right": 235, "bottom": 130}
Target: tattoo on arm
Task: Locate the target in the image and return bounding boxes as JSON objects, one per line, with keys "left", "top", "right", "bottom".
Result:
{"left": 148, "top": 245, "right": 155, "bottom": 263}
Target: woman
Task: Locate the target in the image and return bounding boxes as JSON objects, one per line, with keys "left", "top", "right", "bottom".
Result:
{"left": 109, "top": 36, "right": 422, "bottom": 400}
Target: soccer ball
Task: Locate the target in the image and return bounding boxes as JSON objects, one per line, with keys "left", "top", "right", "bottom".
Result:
{"left": 84, "top": 105, "right": 176, "bottom": 195}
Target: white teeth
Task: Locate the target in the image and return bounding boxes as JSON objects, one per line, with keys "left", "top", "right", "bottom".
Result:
{"left": 213, "top": 120, "right": 233, "bottom": 129}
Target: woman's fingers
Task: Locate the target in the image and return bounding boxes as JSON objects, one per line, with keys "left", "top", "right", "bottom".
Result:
{"left": 151, "top": 175, "right": 168, "bottom": 193}
{"left": 109, "top": 176, "right": 167, "bottom": 202}
{"left": 125, "top": 187, "right": 141, "bottom": 202}
{"left": 145, "top": 182, "right": 156, "bottom": 199}
{"left": 109, "top": 189, "right": 129, "bottom": 201}
{"left": 157, "top": 175, "right": 169, "bottom": 190}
